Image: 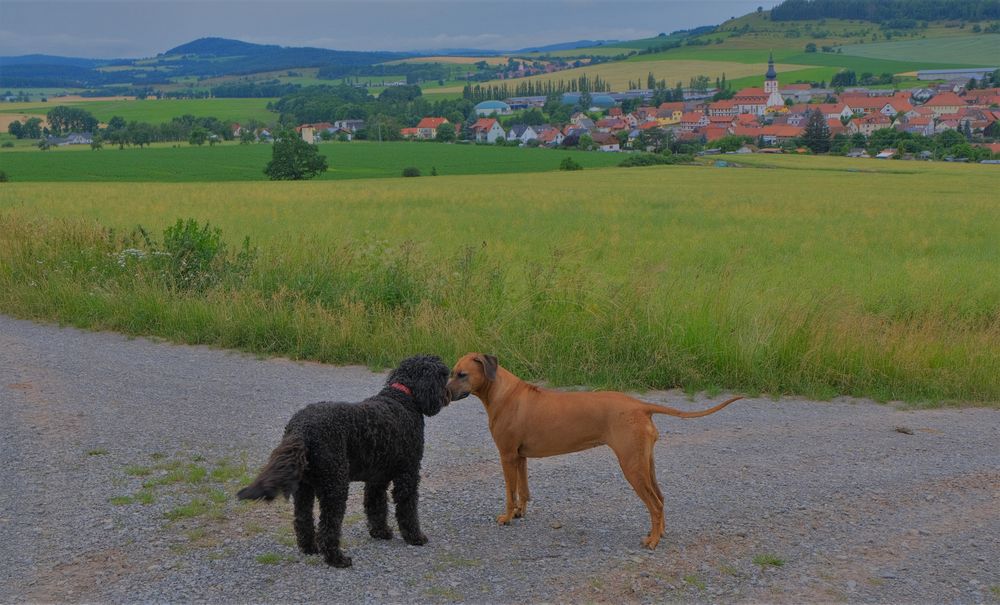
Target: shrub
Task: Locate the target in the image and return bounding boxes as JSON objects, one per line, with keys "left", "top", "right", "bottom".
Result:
{"left": 1, "top": 141, "right": 13, "bottom": 148}
{"left": 619, "top": 153, "right": 693, "bottom": 167}
{"left": 559, "top": 157, "right": 583, "bottom": 171}
{"left": 402, "top": 167, "right": 421, "bottom": 177}
{"left": 134, "top": 219, "right": 257, "bottom": 291}
{"left": 0, "top": 170, "right": 7, "bottom": 182}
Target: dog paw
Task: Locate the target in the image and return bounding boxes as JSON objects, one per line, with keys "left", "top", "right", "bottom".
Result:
{"left": 299, "top": 542, "right": 319, "bottom": 555}
{"left": 641, "top": 535, "right": 660, "bottom": 550}
{"left": 496, "top": 514, "right": 512, "bottom": 525}
{"left": 403, "top": 532, "right": 428, "bottom": 546}
{"left": 513, "top": 507, "right": 525, "bottom": 519}
{"left": 327, "top": 553, "right": 353, "bottom": 568}
{"left": 369, "top": 527, "right": 393, "bottom": 540}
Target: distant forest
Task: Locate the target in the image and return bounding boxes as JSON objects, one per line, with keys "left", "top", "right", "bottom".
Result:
{"left": 770, "top": 0, "right": 1000, "bottom": 22}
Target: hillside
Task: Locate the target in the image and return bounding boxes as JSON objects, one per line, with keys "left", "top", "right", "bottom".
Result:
{"left": 0, "top": 38, "right": 407, "bottom": 89}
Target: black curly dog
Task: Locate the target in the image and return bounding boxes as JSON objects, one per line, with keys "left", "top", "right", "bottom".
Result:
{"left": 237, "top": 355, "right": 452, "bottom": 568}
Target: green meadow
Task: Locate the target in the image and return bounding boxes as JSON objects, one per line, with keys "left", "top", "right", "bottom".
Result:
{"left": 0, "top": 141, "right": 623, "bottom": 182}
{"left": 2, "top": 157, "right": 998, "bottom": 405}
{"left": 0, "top": 98, "right": 276, "bottom": 125}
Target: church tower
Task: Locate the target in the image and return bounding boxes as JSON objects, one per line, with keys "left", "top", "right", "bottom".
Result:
{"left": 764, "top": 52, "right": 778, "bottom": 95}
{"left": 764, "top": 52, "right": 784, "bottom": 111}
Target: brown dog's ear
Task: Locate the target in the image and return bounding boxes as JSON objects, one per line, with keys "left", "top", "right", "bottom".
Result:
{"left": 474, "top": 354, "right": 498, "bottom": 381}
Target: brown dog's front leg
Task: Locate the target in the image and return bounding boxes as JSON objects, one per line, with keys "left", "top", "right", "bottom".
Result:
{"left": 496, "top": 453, "right": 520, "bottom": 525}
{"left": 514, "top": 456, "right": 529, "bottom": 518}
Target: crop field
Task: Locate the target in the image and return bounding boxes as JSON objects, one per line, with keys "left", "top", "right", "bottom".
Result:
{"left": 0, "top": 141, "right": 623, "bottom": 181}
{"left": 388, "top": 55, "right": 509, "bottom": 65}
{"left": 429, "top": 59, "right": 813, "bottom": 94}
{"left": 837, "top": 34, "right": 1000, "bottom": 66}
{"left": 0, "top": 98, "right": 276, "bottom": 125}
{"left": 1, "top": 156, "right": 997, "bottom": 404}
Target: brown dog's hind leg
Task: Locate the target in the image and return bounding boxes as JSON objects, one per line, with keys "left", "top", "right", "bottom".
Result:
{"left": 496, "top": 453, "right": 520, "bottom": 525}
{"left": 611, "top": 424, "right": 664, "bottom": 549}
{"left": 649, "top": 451, "right": 666, "bottom": 537}
{"left": 514, "top": 456, "right": 529, "bottom": 518}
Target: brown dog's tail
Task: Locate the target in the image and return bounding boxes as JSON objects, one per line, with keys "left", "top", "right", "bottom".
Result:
{"left": 237, "top": 433, "right": 307, "bottom": 501}
{"left": 643, "top": 396, "right": 743, "bottom": 419}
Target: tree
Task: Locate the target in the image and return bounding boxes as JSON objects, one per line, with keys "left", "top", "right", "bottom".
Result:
{"left": 189, "top": 126, "right": 208, "bottom": 146}
{"left": 21, "top": 117, "right": 43, "bottom": 139}
{"left": 46, "top": 106, "right": 98, "bottom": 135}
{"left": 264, "top": 129, "right": 328, "bottom": 180}
{"left": 805, "top": 42, "right": 818, "bottom": 52}
{"left": 240, "top": 129, "right": 256, "bottom": 144}
{"left": 435, "top": 122, "right": 456, "bottom": 142}
{"left": 8, "top": 120, "right": 22, "bottom": 139}
{"left": 801, "top": 108, "right": 831, "bottom": 153}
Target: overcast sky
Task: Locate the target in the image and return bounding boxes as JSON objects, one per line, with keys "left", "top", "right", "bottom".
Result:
{"left": 0, "top": 0, "right": 782, "bottom": 58}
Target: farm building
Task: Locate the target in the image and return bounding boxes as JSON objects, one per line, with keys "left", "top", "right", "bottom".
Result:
{"left": 917, "top": 68, "right": 999, "bottom": 82}
{"left": 474, "top": 100, "right": 512, "bottom": 116}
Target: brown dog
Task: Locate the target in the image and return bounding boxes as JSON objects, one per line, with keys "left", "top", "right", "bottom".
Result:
{"left": 447, "top": 352, "right": 742, "bottom": 549}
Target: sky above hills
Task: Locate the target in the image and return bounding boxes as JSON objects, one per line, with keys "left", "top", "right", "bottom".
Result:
{"left": 0, "top": 0, "right": 780, "bottom": 58}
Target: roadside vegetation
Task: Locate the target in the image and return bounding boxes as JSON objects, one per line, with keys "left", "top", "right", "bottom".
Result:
{"left": 1, "top": 158, "right": 997, "bottom": 405}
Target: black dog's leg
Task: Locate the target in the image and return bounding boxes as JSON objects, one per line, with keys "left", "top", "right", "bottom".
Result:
{"left": 364, "top": 481, "right": 393, "bottom": 540}
{"left": 392, "top": 470, "right": 427, "bottom": 545}
{"left": 293, "top": 481, "right": 318, "bottom": 555}
{"left": 316, "top": 465, "right": 352, "bottom": 567}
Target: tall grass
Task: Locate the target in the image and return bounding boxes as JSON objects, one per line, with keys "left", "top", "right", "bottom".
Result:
{"left": 1, "top": 160, "right": 998, "bottom": 405}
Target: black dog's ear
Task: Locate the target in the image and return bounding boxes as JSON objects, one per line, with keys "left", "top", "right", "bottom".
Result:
{"left": 475, "top": 354, "right": 498, "bottom": 381}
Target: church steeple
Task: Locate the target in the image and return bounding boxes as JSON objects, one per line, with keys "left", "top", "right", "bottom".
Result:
{"left": 764, "top": 51, "right": 779, "bottom": 97}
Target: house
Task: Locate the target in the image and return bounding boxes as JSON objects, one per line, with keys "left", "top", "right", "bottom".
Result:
{"left": 470, "top": 118, "right": 506, "bottom": 143}
{"left": 707, "top": 99, "right": 739, "bottom": 117}
{"left": 657, "top": 102, "right": 684, "bottom": 124}
{"left": 850, "top": 114, "right": 893, "bottom": 136}
{"left": 590, "top": 132, "right": 620, "bottom": 152}
{"left": 758, "top": 124, "right": 803, "bottom": 145}
{"left": 333, "top": 119, "right": 365, "bottom": 133}
{"left": 416, "top": 117, "right": 449, "bottom": 139}
{"left": 595, "top": 117, "right": 628, "bottom": 133}
{"left": 537, "top": 128, "right": 565, "bottom": 147}
{"left": 922, "top": 92, "right": 965, "bottom": 118}
{"left": 299, "top": 126, "right": 315, "bottom": 144}
{"left": 400, "top": 127, "right": 420, "bottom": 139}
{"left": 679, "top": 112, "right": 709, "bottom": 131}
{"left": 45, "top": 132, "right": 93, "bottom": 146}
{"left": 875, "top": 148, "right": 897, "bottom": 159}
{"left": 507, "top": 124, "right": 539, "bottom": 144}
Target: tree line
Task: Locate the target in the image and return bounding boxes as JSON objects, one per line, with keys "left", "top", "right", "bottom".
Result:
{"left": 770, "top": 0, "right": 1000, "bottom": 23}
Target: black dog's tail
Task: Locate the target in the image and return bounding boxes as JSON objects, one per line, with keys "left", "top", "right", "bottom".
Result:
{"left": 237, "top": 433, "right": 307, "bottom": 501}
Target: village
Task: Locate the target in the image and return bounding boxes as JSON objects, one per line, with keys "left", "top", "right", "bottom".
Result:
{"left": 293, "top": 58, "right": 1000, "bottom": 160}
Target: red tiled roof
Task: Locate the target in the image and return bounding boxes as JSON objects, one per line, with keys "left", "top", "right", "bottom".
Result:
{"left": 658, "top": 102, "right": 684, "bottom": 112}
{"left": 924, "top": 92, "right": 965, "bottom": 107}
{"left": 471, "top": 118, "right": 498, "bottom": 132}
{"left": 417, "top": 117, "right": 449, "bottom": 129}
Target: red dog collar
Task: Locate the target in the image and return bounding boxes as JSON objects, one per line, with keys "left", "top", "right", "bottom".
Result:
{"left": 390, "top": 382, "right": 412, "bottom": 396}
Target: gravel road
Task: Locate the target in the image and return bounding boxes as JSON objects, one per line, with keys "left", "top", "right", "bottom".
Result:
{"left": 1, "top": 314, "right": 997, "bottom": 604}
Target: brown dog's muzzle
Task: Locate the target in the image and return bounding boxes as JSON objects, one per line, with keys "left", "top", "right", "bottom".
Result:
{"left": 446, "top": 382, "right": 470, "bottom": 401}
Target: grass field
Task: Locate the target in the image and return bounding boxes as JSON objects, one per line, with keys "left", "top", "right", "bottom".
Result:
{"left": 0, "top": 141, "right": 624, "bottom": 182}
{"left": 1, "top": 156, "right": 998, "bottom": 404}
{"left": 837, "top": 34, "right": 1000, "bottom": 66}
{"left": 0, "top": 98, "right": 276, "bottom": 125}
